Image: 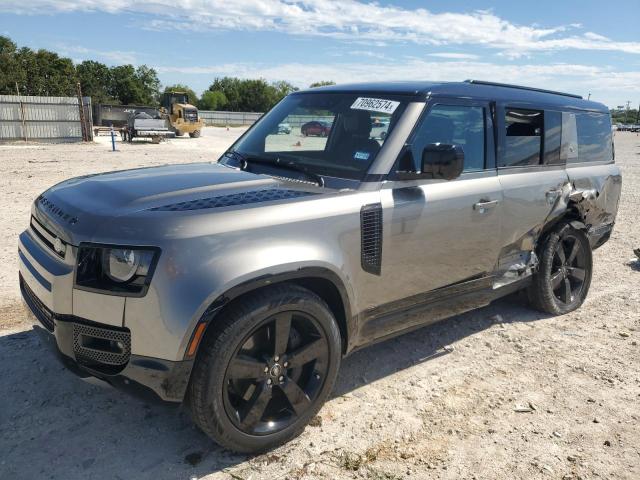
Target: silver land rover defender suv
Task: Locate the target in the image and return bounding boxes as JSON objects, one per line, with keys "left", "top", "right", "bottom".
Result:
{"left": 19, "top": 80, "right": 621, "bottom": 452}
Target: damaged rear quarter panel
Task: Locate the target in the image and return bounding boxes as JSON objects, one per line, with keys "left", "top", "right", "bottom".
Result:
{"left": 565, "top": 162, "right": 622, "bottom": 233}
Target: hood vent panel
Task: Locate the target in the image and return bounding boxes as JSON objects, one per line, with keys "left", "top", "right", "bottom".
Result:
{"left": 150, "top": 189, "right": 316, "bottom": 211}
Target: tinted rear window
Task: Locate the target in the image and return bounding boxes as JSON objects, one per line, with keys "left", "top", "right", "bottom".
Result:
{"left": 574, "top": 112, "right": 613, "bottom": 163}
{"left": 501, "top": 108, "right": 543, "bottom": 167}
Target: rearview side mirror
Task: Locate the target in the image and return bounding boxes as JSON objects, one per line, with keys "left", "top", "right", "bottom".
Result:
{"left": 421, "top": 144, "right": 464, "bottom": 181}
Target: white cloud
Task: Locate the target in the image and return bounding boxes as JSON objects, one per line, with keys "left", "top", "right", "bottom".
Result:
{"left": 427, "top": 53, "right": 479, "bottom": 60}
{"left": 3, "top": 0, "right": 640, "bottom": 56}
{"left": 54, "top": 43, "right": 137, "bottom": 64}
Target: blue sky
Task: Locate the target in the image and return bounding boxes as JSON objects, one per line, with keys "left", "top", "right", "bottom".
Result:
{"left": 1, "top": 0, "right": 639, "bottom": 107}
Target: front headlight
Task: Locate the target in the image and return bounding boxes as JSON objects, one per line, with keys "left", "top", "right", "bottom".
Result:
{"left": 103, "top": 248, "right": 140, "bottom": 283}
{"left": 76, "top": 244, "right": 160, "bottom": 296}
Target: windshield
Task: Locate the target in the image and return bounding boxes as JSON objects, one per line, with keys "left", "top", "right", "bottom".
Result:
{"left": 222, "top": 92, "right": 409, "bottom": 181}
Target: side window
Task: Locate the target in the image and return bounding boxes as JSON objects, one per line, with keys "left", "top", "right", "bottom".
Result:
{"left": 574, "top": 112, "right": 613, "bottom": 163}
{"left": 410, "top": 104, "right": 485, "bottom": 172}
{"left": 561, "top": 112, "right": 578, "bottom": 163}
{"left": 544, "top": 111, "right": 562, "bottom": 165}
{"left": 501, "top": 108, "right": 543, "bottom": 167}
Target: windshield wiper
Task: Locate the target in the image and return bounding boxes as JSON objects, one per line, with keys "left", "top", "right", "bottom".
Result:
{"left": 234, "top": 153, "right": 325, "bottom": 187}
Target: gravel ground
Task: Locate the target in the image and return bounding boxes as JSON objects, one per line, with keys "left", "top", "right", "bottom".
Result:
{"left": 0, "top": 129, "right": 638, "bottom": 480}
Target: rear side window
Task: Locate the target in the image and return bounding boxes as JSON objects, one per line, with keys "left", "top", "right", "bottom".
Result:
{"left": 561, "top": 112, "right": 578, "bottom": 163}
{"left": 501, "top": 108, "right": 543, "bottom": 167}
{"left": 410, "top": 104, "right": 486, "bottom": 172}
{"left": 573, "top": 112, "right": 613, "bottom": 163}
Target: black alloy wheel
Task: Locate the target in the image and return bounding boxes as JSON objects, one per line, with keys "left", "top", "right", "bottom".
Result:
{"left": 528, "top": 222, "right": 593, "bottom": 315}
{"left": 188, "top": 284, "right": 341, "bottom": 453}
{"left": 223, "top": 310, "right": 330, "bottom": 435}
{"left": 549, "top": 232, "right": 588, "bottom": 306}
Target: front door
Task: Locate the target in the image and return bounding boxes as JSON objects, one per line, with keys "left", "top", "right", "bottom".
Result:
{"left": 359, "top": 98, "right": 504, "bottom": 339}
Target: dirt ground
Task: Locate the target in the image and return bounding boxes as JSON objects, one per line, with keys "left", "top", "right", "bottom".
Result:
{"left": 0, "top": 129, "right": 638, "bottom": 480}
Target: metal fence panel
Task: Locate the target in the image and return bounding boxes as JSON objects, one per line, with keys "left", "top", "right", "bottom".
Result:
{"left": 198, "top": 111, "right": 336, "bottom": 128}
{"left": 199, "top": 110, "right": 263, "bottom": 126}
{"left": 0, "top": 95, "right": 92, "bottom": 142}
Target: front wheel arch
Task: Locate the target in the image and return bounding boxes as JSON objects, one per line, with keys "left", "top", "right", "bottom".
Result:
{"left": 183, "top": 269, "right": 353, "bottom": 365}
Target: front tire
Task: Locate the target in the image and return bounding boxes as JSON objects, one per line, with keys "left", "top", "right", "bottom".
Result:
{"left": 189, "top": 130, "right": 201, "bottom": 138}
{"left": 188, "top": 284, "right": 341, "bottom": 453}
{"left": 528, "top": 222, "right": 592, "bottom": 315}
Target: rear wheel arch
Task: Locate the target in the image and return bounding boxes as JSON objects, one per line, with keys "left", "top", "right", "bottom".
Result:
{"left": 537, "top": 207, "right": 587, "bottom": 254}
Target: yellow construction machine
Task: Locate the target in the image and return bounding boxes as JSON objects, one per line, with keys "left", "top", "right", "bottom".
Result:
{"left": 160, "top": 91, "right": 204, "bottom": 138}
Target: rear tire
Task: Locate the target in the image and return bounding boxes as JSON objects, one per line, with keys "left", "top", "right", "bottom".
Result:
{"left": 175, "top": 130, "right": 185, "bottom": 137}
{"left": 189, "top": 130, "right": 201, "bottom": 138}
{"left": 188, "top": 284, "right": 341, "bottom": 453}
{"left": 528, "top": 222, "right": 592, "bottom": 315}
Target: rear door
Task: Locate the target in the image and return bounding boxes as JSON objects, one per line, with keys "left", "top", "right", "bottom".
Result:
{"left": 496, "top": 104, "right": 569, "bottom": 268}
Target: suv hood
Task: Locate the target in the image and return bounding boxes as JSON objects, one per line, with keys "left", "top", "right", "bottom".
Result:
{"left": 43, "top": 163, "right": 278, "bottom": 214}
{"left": 33, "top": 163, "right": 294, "bottom": 239}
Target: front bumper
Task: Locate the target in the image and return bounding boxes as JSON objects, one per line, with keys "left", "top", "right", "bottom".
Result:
{"left": 20, "top": 276, "right": 193, "bottom": 404}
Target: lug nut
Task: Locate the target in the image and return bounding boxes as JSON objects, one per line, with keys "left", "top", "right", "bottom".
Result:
{"left": 274, "top": 355, "right": 280, "bottom": 362}
{"left": 278, "top": 375, "right": 284, "bottom": 382}
{"left": 267, "top": 378, "right": 272, "bottom": 385}
{"left": 264, "top": 366, "right": 269, "bottom": 373}
{"left": 283, "top": 362, "right": 289, "bottom": 368}
{"left": 315, "top": 374, "right": 320, "bottom": 379}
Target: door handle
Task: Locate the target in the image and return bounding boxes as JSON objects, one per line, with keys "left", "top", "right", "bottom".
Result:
{"left": 473, "top": 200, "right": 499, "bottom": 213}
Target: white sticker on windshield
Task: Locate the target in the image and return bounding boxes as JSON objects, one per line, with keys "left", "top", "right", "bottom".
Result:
{"left": 351, "top": 97, "right": 399, "bottom": 114}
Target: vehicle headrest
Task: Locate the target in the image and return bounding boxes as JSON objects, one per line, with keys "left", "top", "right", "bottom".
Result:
{"left": 343, "top": 110, "right": 372, "bottom": 136}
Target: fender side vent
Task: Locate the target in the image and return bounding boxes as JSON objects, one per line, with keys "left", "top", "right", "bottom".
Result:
{"left": 361, "top": 203, "right": 383, "bottom": 275}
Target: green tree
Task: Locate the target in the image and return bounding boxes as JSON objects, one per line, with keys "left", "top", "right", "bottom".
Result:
{"left": 238, "top": 78, "right": 278, "bottom": 112}
{"left": 109, "top": 65, "right": 141, "bottom": 104}
{"left": 309, "top": 81, "right": 336, "bottom": 88}
{"left": 77, "top": 60, "right": 113, "bottom": 104}
{"left": 198, "top": 90, "right": 228, "bottom": 110}
{"left": 206, "top": 77, "right": 297, "bottom": 112}
{"left": 0, "top": 36, "right": 23, "bottom": 94}
{"left": 208, "top": 77, "right": 243, "bottom": 110}
{"left": 108, "top": 64, "right": 160, "bottom": 105}
{"left": 16, "top": 48, "right": 77, "bottom": 96}
{"left": 271, "top": 80, "right": 298, "bottom": 102}
{"left": 135, "top": 65, "right": 160, "bottom": 104}
{"left": 163, "top": 84, "right": 198, "bottom": 106}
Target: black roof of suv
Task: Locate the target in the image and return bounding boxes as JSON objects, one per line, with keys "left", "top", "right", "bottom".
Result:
{"left": 296, "top": 80, "right": 608, "bottom": 113}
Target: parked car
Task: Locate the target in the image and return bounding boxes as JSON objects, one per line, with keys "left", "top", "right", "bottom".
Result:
{"left": 301, "top": 120, "right": 332, "bottom": 137}
{"left": 20, "top": 80, "right": 621, "bottom": 454}
{"left": 274, "top": 122, "right": 292, "bottom": 134}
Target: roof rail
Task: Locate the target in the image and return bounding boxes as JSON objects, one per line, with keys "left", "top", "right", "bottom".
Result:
{"left": 464, "top": 79, "right": 583, "bottom": 99}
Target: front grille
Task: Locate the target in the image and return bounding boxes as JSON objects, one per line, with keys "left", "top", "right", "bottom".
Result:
{"left": 361, "top": 203, "right": 383, "bottom": 275}
{"left": 30, "top": 216, "right": 66, "bottom": 259}
{"left": 73, "top": 323, "right": 131, "bottom": 368}
{"left": 20, "top": 275, "right": 55, "bottom": 331}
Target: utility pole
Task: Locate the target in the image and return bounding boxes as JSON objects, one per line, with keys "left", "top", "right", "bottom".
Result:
{"left": 15, "top": 82, "right": 27, "bottom": 142}
{"left": 636, "top": 102, "right": 640, "bottom": 124}
{"left": 625, "top": 100, "right": 631, "bottom": 124}
{"left": 76, "top": 82, "right": 88, "bottom": 142}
